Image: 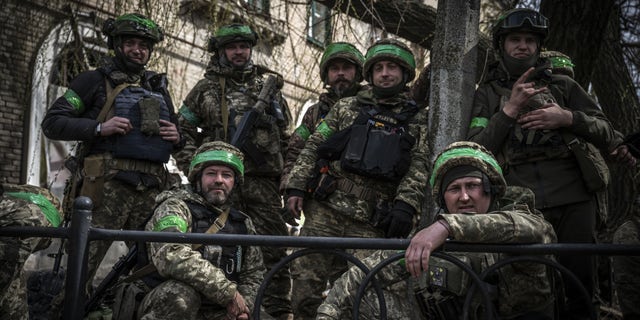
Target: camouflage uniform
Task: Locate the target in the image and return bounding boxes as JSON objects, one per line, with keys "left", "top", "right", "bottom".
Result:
{"left": 316, "top": 186, "right": 557, "bottom": 320}
{"left": 280, "top": 85, "right": 364, "bottom": 192}
{"left": 468, "top": 9, "right": 622, "bottom": 318}
{"left": 0, "top": 184, "right": 62, "bottom": 319}
{"left": 41, "top": 14, "right": 180, "bottom": 297}
{"left": 286, "top": 84, "right": 429, "bottom": 318}
{"left": 138, "top": 187, "right": 266, "bottom": 319}
{"left": 613, "top": 217, "right": 640, "bottom": 319}
{"left": 173, "top": 42, "right": 293, "bottom": 315}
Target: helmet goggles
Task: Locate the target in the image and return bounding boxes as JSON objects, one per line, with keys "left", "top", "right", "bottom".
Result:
{"left": 498, "top": 10, "right": 549, "bottom": 30}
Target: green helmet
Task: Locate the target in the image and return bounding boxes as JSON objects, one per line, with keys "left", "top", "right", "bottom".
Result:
{"left": 430, "top": 141, "right": 506, "bottom": 205}
{"left": 492, "top": 8, "right": 548, "bottom": 50}
{"left": 540, "top": 50, "right": 575, "bottom": 78}
{"left": 363, "top": 39, "right": 416, "bottom": 83}
{"left": 319, "top": 42, "right": 365, "bottom": 84}
{"left": 209, "top": 24, "right": 257, "bottom": 52}
{"left": 102, "top": 13, "right": 164, "bottom": 49}
{"left": 188, "top": 141, "right": 245, "bottom": 185}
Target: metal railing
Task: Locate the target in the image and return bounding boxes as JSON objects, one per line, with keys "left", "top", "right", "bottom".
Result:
{"left": 2, "top": 196, "right": 640, "bottom": 319}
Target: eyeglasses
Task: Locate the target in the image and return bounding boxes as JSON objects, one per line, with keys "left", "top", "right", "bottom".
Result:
{"left": 499, "top": 10, "right": 549, "bottom": 29}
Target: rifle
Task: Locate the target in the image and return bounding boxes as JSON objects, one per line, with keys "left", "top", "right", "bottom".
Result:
{"left": 85, "top": 243, "right": 139, "bottom": 313}
{"left": 230, "top": 74, "right": 282, "bottom": 166}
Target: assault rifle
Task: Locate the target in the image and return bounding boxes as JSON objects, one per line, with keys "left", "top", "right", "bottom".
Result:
{"left": 230, "top": 74, "right": 283, "bottom": 166}
{"left": 85, "top": 243, "right": 139, "bottom": 313}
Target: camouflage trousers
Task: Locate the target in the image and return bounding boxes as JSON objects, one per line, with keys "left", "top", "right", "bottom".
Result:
{"left": 613, "top": 219, "right": 640, "bottom": 319}
{"left": 86, "top": 177, "right": 160, "bottom": 293}
{"left": 291, "top": 199, "right": 384, "bottom": 319}
{"left": 138, "top": 279, "right": 276, "bottom": 320}
{"left": 316, "top": 250, "right": 414, "bottom": 320}
{"left": 0, "top": 195, "right": 51, "bottom": 320}
{"left": 233, "top": 175, "right": 292, "bottom": 317}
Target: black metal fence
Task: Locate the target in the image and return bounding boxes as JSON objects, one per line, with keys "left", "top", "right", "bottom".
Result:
{"left": 2, "top": 196, "right": 640, "bottom": 320}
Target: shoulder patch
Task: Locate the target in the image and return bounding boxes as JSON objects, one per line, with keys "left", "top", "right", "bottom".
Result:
{"left": 316, "top": 121, "right": 334, "bottom": 139}
{"left": 179, "top": 104, "right": 201, "bottom": 126}
{"left": 469, "top": 117, "right": 489, "bottom": 129}
{"left": 153, "top": 215, "right": 188, "bottom": 233}
{"left": 63, "top": 89, "right": 84, "bottom": 113}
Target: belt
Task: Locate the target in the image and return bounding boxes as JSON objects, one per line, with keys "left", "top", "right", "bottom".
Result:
{"left": 336, "top": 178, "right": 389, "bottom": 203}
{"left": 107, "top": 158, "right": 166, "bottom": 176}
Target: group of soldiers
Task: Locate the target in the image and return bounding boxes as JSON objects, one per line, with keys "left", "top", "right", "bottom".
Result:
{"left": 1, "top": 6, "right": 640, "bottom": 320}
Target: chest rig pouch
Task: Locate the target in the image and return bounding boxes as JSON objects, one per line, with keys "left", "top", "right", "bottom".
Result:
{"left": 112, "top": 86, "right": 173, "bottom": 163}
{"left": 188, "top": 202, "right": 248, "bottom": 283}
{"left": 341, "top": 103, "right": 417, "bottom": 181}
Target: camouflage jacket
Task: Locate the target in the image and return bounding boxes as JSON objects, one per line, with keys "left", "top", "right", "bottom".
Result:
{"left": 145, "top": 187, "right": 265, "bottom": 310}
{"left": 173, "top": 58, "right": 292, "bottom": 177}
{"left": 286, "top": 88, "right": 429, "bottom": 222}
{"left": 467, "top": 59, "right": 622, "bottom": 208}
{"left": 279, "top": 84, "right": 365, "bottom": 192}
{"left": 317, "top": 186, "right": 557, "bottom": 320}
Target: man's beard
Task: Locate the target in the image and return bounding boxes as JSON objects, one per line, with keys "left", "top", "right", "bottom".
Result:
{"left": 331, "top": 79, "right": 354, "bottom": 97}
{"left": 203, "top": 188, "right": 229, "bottom": 205}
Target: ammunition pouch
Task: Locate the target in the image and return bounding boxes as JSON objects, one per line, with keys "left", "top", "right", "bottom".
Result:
{"left": 341, "top": 123, "right": 415, "bottom": 181}
{"left": 80, "top": 155, "right": 107, "bottom": 207}
{"left": 139, "top": 96, "right": 161, "bottom": 136}
{"left": 112, "top": 280, "right": 148, "bottom": 320}
{"left": 563, "top": 134, "right": 610, "bottom": 192}
{"left": 305, "top": 159, "right": 337, "bottom": 200}
{"left": 413, "top": 253, "right": 497, "bottom": 320}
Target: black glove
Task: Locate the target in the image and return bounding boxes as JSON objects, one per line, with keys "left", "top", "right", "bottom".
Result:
{"left": 280, "top": 207, "right": 299, "bottom": 227}
{"left": 623, "top": 131, "right": 640, "bottom": 158}
{"left": 382, "top": 201, "right": 415, "bottom": 238}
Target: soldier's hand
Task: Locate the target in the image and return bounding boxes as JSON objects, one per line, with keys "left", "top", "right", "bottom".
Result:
{"left": 226, "top": 291, "right": 250, "bottom": 320}
{"left": 405, "top": 220, "right": 450, "bottom": 278}
{"left": 503, "top": 68, "right": 548, "bottom": 119}
{"left": 286, "top": 195, "right": 304, "bottom": 219}
{"left": 610, "top": 144, "right": 637, "bottom": 167}
{"left": 382, "top": 201, "right": 414, "bottom": 238}
{"left": 518, "top": 103, "right": 573, "bottom": 130}
{"left": 101, "top": 116, "right": 133, "bottom": 136}
{"left": 159, "top": 119, "right": 181, "bottom": 144}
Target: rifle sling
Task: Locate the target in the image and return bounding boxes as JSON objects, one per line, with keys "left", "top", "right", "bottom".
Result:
{"left": 220, "top": 77, "right": 229, "bottom": 141}
{"left": 119, "top": 208, "right": 230, "bottom": 284}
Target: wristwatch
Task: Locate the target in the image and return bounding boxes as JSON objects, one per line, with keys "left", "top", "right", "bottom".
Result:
{"left": 95, "top": 123, "right": 102, "bottom": 136}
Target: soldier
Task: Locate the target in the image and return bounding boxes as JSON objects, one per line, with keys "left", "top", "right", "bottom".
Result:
{"left": 285, "top": 42, "right": 365, "bottom": 317}
{"left": 285, "top": 38, "right": 429, "bottom": 319}
{"left": 467, "top": 8, "right": 634, "bottom": 319}
{"left": 41, "top": 13, "right": 182, "bottom": 298}
{"left": 0, "top": 183, "right": 63, "bottom": 319}
{"left": 317, "top": 141, "right": 557, "bottom": 320}
{"left": 172, "top": 23, "right": 293, "bottom": 319}
{"left": 138, "top": 141, "right": 268, "bottom": 320}
{"left": 279, "top": 42, "right": 365, "bottom": 194}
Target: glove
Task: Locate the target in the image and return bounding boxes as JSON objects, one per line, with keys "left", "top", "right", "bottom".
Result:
{"left": 280, "top": 207, "right": 299, "bottom": 227}
{"left": 382, "top": 201, "right": 415, "bottom": 238}
{"left": 623, "top": 131, "right": 640, "bottom": 158}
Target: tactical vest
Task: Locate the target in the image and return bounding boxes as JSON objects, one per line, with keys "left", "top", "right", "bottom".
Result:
{"left": 111, "top": 86, "right": 173, "bottom": 163}
{"left": 187, "top": 202, "right": 248, "bottom": 283}
{"left": 340, "top": 102, "right": 418, "bottom": 181}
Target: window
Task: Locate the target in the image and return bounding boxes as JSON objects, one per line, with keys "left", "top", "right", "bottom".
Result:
{"left": 243, "top": 0, "right": 270, "bottom": 16}
{"left": 307, "top": 1, "right": 331, "bottom": 47}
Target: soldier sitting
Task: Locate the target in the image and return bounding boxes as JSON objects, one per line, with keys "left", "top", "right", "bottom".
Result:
{"left": 316, "top": 141, "right": 558, "bottom": 320}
